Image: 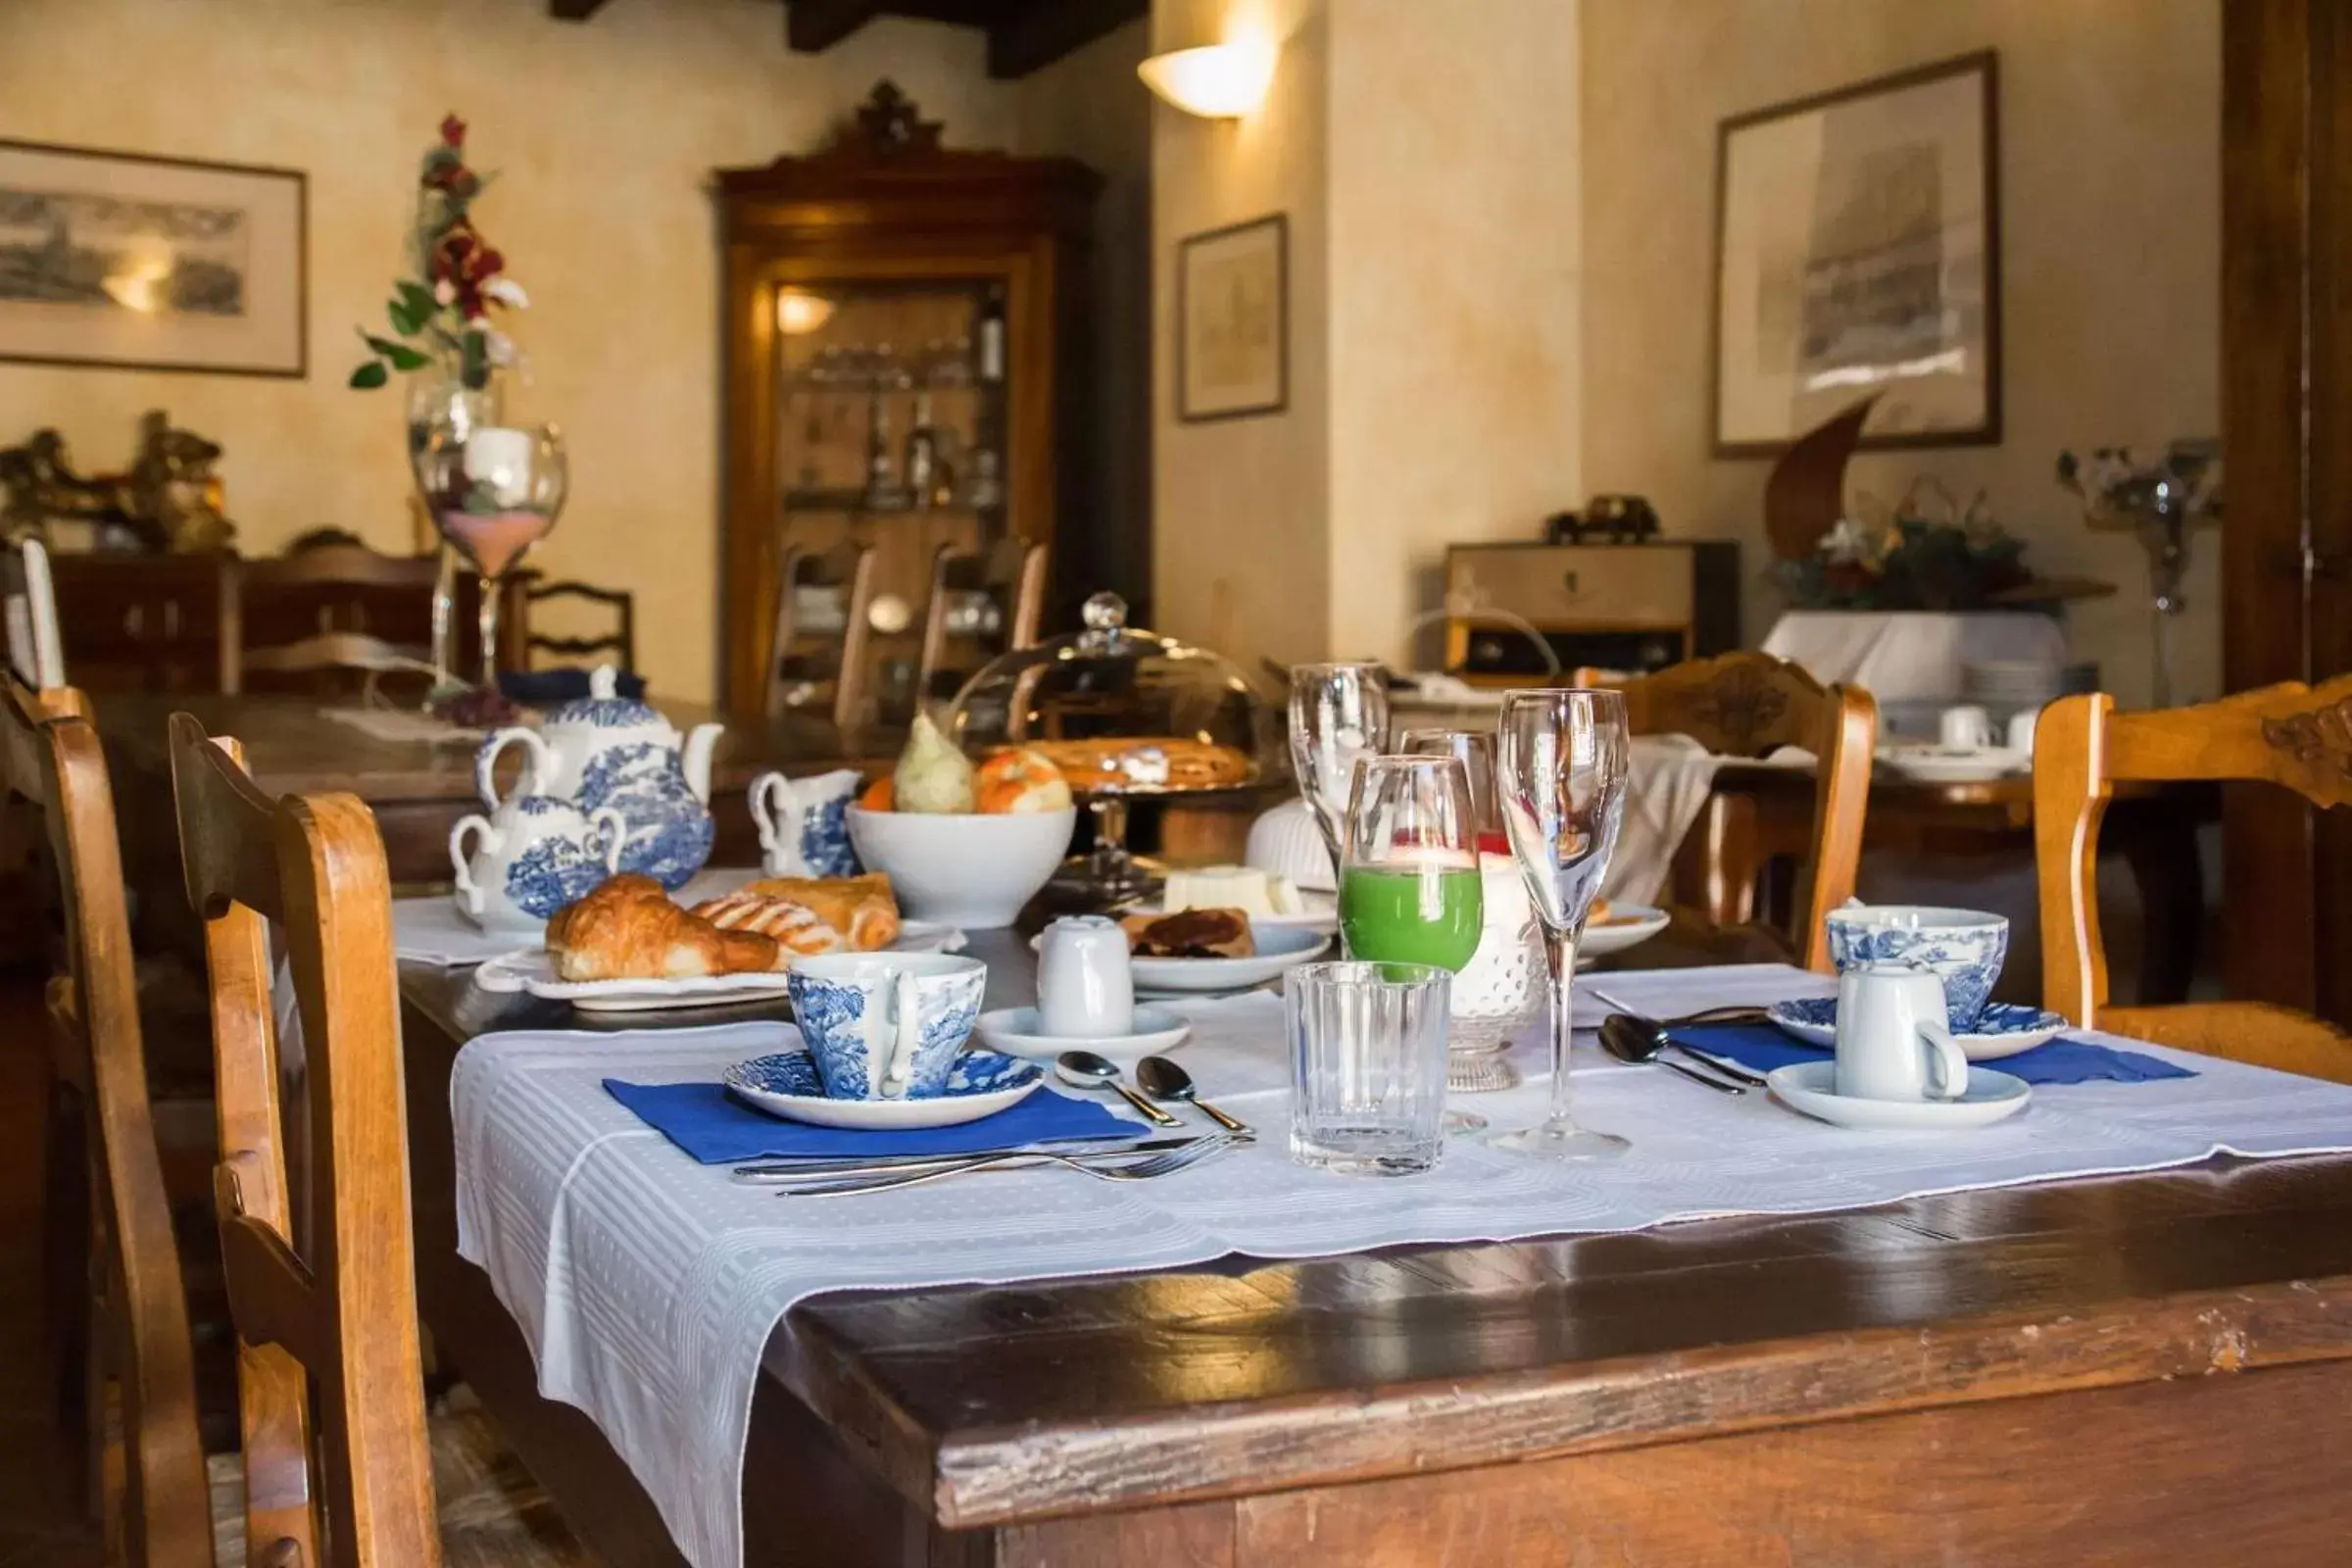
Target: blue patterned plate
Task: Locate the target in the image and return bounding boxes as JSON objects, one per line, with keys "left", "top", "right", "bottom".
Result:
{"left": 1767, "top": 997, "right": 2066, "bottom": 1060}
{"left": 723, "top": 1048, "right": 1043, "bottom": 1129}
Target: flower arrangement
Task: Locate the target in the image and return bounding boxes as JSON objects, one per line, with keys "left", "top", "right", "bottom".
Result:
{"left": 1774, "top": 478, "right": 2036, "bottom": 612}
{"left": 349, "top": 115, "right": 526, "bottom": 391}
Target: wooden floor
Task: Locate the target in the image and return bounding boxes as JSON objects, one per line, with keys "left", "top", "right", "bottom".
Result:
{"left": 0, "top": 972, "right": 101, "bottom": 1566}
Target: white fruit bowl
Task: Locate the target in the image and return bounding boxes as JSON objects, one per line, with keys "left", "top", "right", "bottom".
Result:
{"left": 846, "top": 806, "right": 1076, "bottom": 928}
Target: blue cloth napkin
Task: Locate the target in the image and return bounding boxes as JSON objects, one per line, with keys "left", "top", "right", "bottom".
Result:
{"left": 1672, "top": 1024, "right": 2196, "bottom": 1087}
{"left": 603, "top": 1078, "right": 1142, "bottom": 1164}
{"left": 500, "top": 667, "right": 646, "bottom": 705}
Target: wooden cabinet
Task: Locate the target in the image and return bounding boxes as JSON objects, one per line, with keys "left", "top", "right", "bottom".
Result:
{"left": 715, "top": 83, "right": 1098, "bottom": 722}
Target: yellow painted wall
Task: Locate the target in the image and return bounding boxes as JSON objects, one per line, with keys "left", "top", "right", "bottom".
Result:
{"left": 0, "top": 0, "right": 1017, "bottom": 701}
{"left": 1582, "top": 0, "right": 2221, "bottom": 708}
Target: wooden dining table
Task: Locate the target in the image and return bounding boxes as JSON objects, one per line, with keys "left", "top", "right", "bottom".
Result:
{"left": 398, "top": 933, "right": 2352, "bottom": 1567}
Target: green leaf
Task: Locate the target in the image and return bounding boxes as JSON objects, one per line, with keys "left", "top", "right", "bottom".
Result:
{"left": 384, "top": 343, "right": 431, "bottom": 372}
{"left": 349, "top": 361, "right": 390, "bottom": 390}
{"left": 387, "top": 298, "right": 421, "bottom": 336}
{"left": 398, "top": 279, "right": 438, "bottom": 319}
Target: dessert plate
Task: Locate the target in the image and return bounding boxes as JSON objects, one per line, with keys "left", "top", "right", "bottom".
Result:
{"left": 1033, "top": 923, "right": 1329, "bottom": 992}
{"left": 1579, "top": 904, "right": 1671, "bottom": 958}
{"left": 1767, "top": 997, "right": 2065, "bottom": 1060}
{"left": 724, "top": 1049, "right": 1043, "bottom": 1129}
{"left": 1766, "top": 1059, "right": 2032, "bottom": 1131}
{"left": 1121, "top": 891, "right": 1338, "bottom": 935}
{"left": 975, "top": 1004, "right": 1192, "bottom": 1064}
{"left": 1876, "top": 744, "right": 2028, "bottom": 784}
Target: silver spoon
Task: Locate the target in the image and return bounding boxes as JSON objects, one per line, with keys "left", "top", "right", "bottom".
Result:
{"left": 1135, "top": 1054, "right": 1250, "bottom": 1134}
{"left": 1595, "top": 1014, "right": 1747, "bottom": 1095}
{"left": 1055, "top": 1050, "right": 1182, "bottom": 1127}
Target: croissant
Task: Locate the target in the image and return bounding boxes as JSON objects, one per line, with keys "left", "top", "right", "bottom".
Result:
{"left": 547, "top": 874, "right": 782, "bottom": 980}
{"left": 738, "top": 872, "right": 901, "bottom": 951}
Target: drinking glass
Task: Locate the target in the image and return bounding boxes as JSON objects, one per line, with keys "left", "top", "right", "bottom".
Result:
{"left": 1289, "top": 662, "right": 1391, "bottom": 883}
{"left": 1397, "top": 728, "right": 1503, "bottom": 843}
{"left": 412, "top": 417, "right": 568, "bottom": 684}
{"left": 1339, "top": 757, "right": 1484, "bottom": 971}
{"left": 1492, "top": 688, "right": 1633, "bottom": 1159}
{"left": 1286, "top": 960, "right": 1451, "bottom": 1175}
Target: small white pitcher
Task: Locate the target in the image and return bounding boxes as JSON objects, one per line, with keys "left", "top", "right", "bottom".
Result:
{"left": 1835, "top": 963, "right": 1970, "bottom": 1102}
{"left": 1036, "top": 915, "right": 1135, "bottom": 1038}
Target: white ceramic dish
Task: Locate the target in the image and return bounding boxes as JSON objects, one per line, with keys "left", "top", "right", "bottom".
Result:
{"left": 1876, "top": 743, "right": 2028, "bottom": 784}
{"left": 1031, "top": 922, "right": 1329, "bottom": 993}
{"left": 974, "top": 1004, "right": 1192, "bottom": 1064}
{"left": 1122, "top": 890, "right": 1338, "bottom": 936}
{"left": 1766, "top": 1059, "right": 2032, "bottom": 1130}
{"left": 723, "top": 1048, "right": 1044, "bottom": 1129}
{"left": 472, "top": 949, "right": 795, "bottom": 1012}
{"left": 1580, "top": 904, "right": 1671, "bottom": 957}
{"left": 847, "top": 806, "right": 1076, "bottom": 928}
{"left": 1766, "top": 997, "right": 2065, "bottom": 1060}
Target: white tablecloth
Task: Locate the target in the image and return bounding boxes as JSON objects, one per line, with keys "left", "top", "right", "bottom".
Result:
{"left": 1761, "top": 611, "right": 2069, "bottom": 701}
{"left": 450, "top": 967, "right": 2352, "bottom": 1568}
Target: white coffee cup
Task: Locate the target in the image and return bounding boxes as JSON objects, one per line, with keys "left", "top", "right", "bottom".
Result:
{"left": 2006, "top": 708, "right": 2038, "bottom": 757}
{"left": 1938, "top": 705, "right": 1995, "bottom": 750}
{"left": 1835, "top": 964, "right": 1970, "bottom": 1102}
{"left": 1036, "top": 914, "right": 1135, "bottom": 1038}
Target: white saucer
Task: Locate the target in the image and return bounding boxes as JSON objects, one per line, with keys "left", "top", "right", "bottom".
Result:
{"left": 1876, "top": 743, "right": 2028, "bottom": 784}
{"left": 723, "top": 1049, "right": 1043, "bottom": 1129}
{"left": 1767, "top": 997, "right": 2065, "bottom": 1060}
{"left": 1766, "top": 1059, "right": 2032, "bottom": 1130}
{"left": 974, "top": 1004, "right": 1192, "bottom": 1064}
{"left": 1123, "top": 892, "right": 1338, "bottom": 936}
{"left": 1580, "top": 904, "right": 1671, "bottom": 958}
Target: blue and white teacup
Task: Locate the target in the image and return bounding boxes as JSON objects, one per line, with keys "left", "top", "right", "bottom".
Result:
{"left": 1824, "top": 902, "right": 2009, "bottom": 1031}
{"left": 788, "top": 953, "right": 987, "bottom": 1101}
{"left": 751, "top": 767, "right": 861, "bottom": 879}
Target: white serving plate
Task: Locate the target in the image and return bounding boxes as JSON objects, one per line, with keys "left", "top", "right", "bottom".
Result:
{"left": 1580, "top": 903, "right": 1671, "bottom": 958}
{"left": 1876, "top": 744, "right": 2028, "bottom": 784}
{"left": 723, "top": 1048, "right": 1044, "bottom": 1129}
{"left": 470, "top": 918, "right": 961, "bottom": 1013}
{"left": 1766, "top": 1059, "right": 2032, "bottom": 1131}
{"left": 974, "top": 1004, "right": 1192, "bottom": 1065}
{"left": 1121, "top": 891, "right": 1338, "bottom": 936}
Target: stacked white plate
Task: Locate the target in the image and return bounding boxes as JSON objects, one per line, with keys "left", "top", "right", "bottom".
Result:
{"left": 1961, "top": 660, "right": 2098, "bottom": 721}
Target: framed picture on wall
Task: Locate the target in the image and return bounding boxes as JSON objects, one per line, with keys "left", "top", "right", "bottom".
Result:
{"left": 1178, "top": 213, "right": 1287, "bottom": 421}
{"left": 0, "top": 138, "right": 307, "bottom": 377}
{"left": 1712, "top": 51, "right": 1999, "bottom": 456}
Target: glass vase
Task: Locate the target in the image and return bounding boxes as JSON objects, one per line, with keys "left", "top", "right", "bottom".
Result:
{"left": 409, "top": 372, "right": 504, "bottom": 681}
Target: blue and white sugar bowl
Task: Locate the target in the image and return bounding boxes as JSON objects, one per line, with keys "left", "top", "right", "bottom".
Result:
{"left": 474, "top": 663, "right": 723, "bottom": 890}
{"left": 788, "top": 953, "right": 988, "bottom": 1101}
{"left": 1824, "top": 901, "right": 2010, "bottom": 1031}
{"left": 449, "top": 796, "right": 628, "bottom": 932}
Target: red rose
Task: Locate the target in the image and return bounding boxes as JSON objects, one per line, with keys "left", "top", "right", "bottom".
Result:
{"left": 441, "top": 114, "right": 466, "bottom": 148}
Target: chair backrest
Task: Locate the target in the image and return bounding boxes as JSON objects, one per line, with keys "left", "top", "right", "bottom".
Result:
{"left": 1578, "top": 651, "right": 1878, "bottom": 971}
{"left": 916, "top": 538, "right": 1048, "bottom": 705}
{"left": 168, "top": 711, "right": 442, "bottom": 1568}
{"left": 4, "top": 675, "right": 211, "bottom": 1565}
{"left": 766, "top": 539, "right": 876, "bottom": 727}
{"left": 4, "top": 533, "right": 66, "bottom": 689}
{"left": 517, "top": 575, "right": 637, "bottom": 671}
{"left": 230, "top": 543, "right": 441, "bottom": 693}
{"left": 2035, "top": 679, "right": 2352, "bottom": 1028}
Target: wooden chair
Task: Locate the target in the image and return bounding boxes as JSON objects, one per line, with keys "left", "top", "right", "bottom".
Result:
{"left": 2035, "top": 681, "right": 2352, "bottom": 1079}
{"left": 5, "top": 672, "right": 212, "bottom": 1566}
{"left": 507, "top": 574, "right": 637, "bottom": 671}
{"left": 765, "top": 539, "right": 876, "bottom": 727}
{"left": 916, "top": 538, "right": 1048, "bottom": 704}
{"left": 229, "top": 542, "right": 441, "bottom": 696}
{"left": 1577, "top": 652, "right": 1878, "bottom": 972}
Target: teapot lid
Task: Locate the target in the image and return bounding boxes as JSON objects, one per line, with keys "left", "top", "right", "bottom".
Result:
{"left": 544, "top": 663, "right": 663, "bottom": 728}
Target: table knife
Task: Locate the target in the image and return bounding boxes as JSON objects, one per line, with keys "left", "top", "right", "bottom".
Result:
{"left": 729, "top": 1136, "right": 1212, "bottom": 1183}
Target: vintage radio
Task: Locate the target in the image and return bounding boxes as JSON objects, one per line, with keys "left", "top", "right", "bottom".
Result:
{"left": 1443, "top": 541, "right": 1740, "bottom": 684}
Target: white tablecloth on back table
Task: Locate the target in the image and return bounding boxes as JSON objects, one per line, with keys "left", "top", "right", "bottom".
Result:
{"left": 451, "top": 966, "right": 2352, "bottom": 1568}
{"left": 1761, "top": 610, "right": 2069, "bottom": 701}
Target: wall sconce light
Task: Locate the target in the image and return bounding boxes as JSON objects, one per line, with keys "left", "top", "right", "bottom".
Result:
{"left": 775, "top": 288, "right": 835, "bottom": 335}
{"left": 1137, "top": 40, "right": 1276, "bottom": 119}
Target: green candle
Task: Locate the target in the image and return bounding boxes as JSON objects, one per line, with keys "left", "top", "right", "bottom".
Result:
{"left": 1340, "top": 864, "right": 1484, "bottom": 972}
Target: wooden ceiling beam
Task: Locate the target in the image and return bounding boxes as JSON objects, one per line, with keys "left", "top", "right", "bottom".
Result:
{"left": 548, "top": 0, "right": 611, "bottom": 19}
{"left": 987, "top": 0, "right": 1148, "bottom": 79}
{"left": 787, "top": 0, "right": 890, "bottom": 53}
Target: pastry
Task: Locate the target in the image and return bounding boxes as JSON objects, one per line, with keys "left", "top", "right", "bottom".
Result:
{"left": 975, "top": 749, "right": 1073, "bottom": 813}
{"left": 688, "top": 892, "right": 848, "bottom": 961}
{"left": 734, "top": 871, "right": 901, "bottom": 951}
{"left": 1162, "top": 865, "right": 1303, "bottom": 918}
{"left": 547, "top": 874, "right": 781, "bottom": 980}
{"left": 1026, "top": 737, "right": 1254, "bottom": 793}
{"left": 894, "top": 710, "right": 975, "bottom": 813}
{"left": 1122, "top": 906, "right": 1256, "bottom": 959}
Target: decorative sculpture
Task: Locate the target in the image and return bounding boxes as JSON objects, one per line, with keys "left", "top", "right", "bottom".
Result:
{"left": 0, "top": 412, "right": 236, "bottom": 553}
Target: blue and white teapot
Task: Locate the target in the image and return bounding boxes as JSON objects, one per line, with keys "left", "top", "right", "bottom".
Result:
{"left": 474, "top": 664, "right": 723, "bottom": 890}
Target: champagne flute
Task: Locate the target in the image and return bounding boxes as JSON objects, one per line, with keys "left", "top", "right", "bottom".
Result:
{"left": 1290, "top": 662, "right": 1390, "bottom": 886}
{"left": 1492, "top": 689, "right": 1633, "bottom": 1159}
{"left": 1339, "top": 757, "right": 1484, "bottom": 972}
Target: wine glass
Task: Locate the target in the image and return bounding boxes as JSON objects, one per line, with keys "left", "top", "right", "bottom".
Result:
{"left": 1339, "top": 757, "right": 1484, "bottom": 972}
{"left": 1492, "top": 689, "right": 1633, "bottom": 1159}
{"left": 1290, "top": 662, "right": 1390, "bottom": 885}
{"left": 412, "top": 418, "right": 567, "bottom": 685}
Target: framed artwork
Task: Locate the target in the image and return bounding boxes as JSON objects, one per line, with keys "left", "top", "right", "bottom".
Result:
{"left": 1177, "top": 213, "right": 1287, "bottom": 421}
{"left": 1712, "top": 51, "right": 1999, "bottom": 455}
{"left": 0, "top": 138, "right": 307, "bottom": 377}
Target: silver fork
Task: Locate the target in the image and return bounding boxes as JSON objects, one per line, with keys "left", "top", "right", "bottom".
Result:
{"left": 780, "top": 1133, "right": 1248, "bottom": 1198}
